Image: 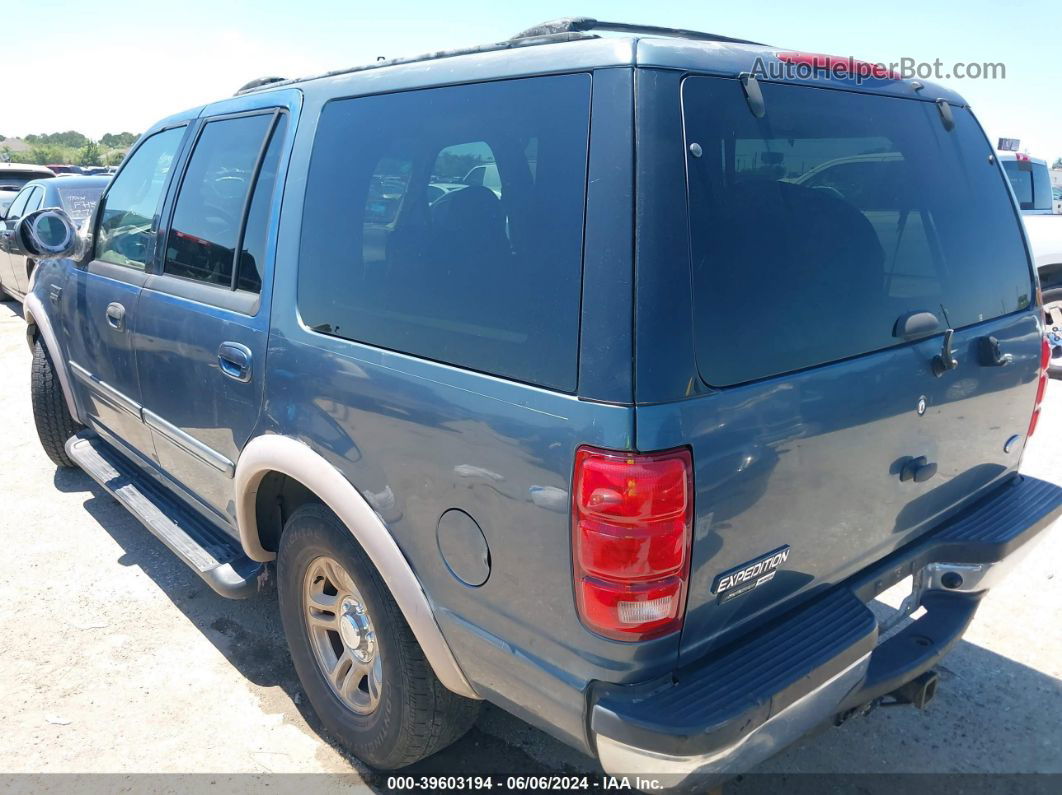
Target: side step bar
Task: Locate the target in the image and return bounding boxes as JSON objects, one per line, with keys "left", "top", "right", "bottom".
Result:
{"left": 66, "top": 432, "right": 265, "bottom": 598}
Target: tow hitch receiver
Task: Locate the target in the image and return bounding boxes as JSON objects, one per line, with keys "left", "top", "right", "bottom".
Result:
{"left": 888, "top": 670, "right": 939, "bottom": 709}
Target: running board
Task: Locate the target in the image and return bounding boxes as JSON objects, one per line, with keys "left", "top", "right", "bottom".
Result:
{"left": 66, "top": 432, "right": 264, "bottom": 599}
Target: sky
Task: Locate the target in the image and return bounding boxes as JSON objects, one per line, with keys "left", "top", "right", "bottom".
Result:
{"left": 4, "top": 0, "right": 1061, "bottom": 161}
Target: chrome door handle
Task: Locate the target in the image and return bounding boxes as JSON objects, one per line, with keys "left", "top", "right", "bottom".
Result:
{"left": 217, "top": 342, "right": 252, "bottom": 382}
{"left": 105, "top": 302, "right": 125, "bottom": 330}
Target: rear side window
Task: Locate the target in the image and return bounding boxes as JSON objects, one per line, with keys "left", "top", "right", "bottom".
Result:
{"left": 57, "top": 186, "right": 105, "bottom": 224}
{"left": 1001, "top": 159, "right": 1053, "bottom": 211}
{"left": 165, "top": 113, "right": 277, "bottom": 288}
{"left": 298, "top": 74, "right": 592, "bottom": 391}
{"left": 683, "top": 77, "right": 1033, "bottom": 386}
{"left": 4, "top": 186, "right": 35, "bottom": 220}
{"left": 96, "top": 127, "right": 185, "bottom": 270}
{"left": 24, "top": 187, "right": 44, "bottom": 215}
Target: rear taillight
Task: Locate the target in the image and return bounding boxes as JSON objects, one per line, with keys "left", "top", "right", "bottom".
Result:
{"left": 572, "top": 446, "right": 693, "bottom": 641}
{"left": 1028, "top": 337, "right": 1050, "bottom": 438}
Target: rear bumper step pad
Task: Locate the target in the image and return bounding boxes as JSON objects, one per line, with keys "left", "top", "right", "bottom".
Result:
{"left": 591, "top": 474, "right": 1062, "bottom": 779}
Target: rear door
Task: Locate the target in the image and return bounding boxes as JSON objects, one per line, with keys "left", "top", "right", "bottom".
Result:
{"left": 636, "top": 75, "right": 1041, "bottom": 662}
{"left": 132, "top": 92, "right": 296, "bottom": 524}
{"left": 63, "top": 126, "right": 188, "bottom": 460}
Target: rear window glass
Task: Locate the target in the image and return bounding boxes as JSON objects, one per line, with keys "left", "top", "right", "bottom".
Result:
{"left": 57, "top": 186, "right": 105, "bottom": 224}
{"left": 683, "top": 77, "right": 1033, "bottom": 387}
{"left": 298, "top": 74, "right": 591, "bottom": 391}
{"left": 1001, "top": 160, "right": 1053, "bottom": 211}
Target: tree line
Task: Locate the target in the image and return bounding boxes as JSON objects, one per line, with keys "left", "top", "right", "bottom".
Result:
{"left": 0, "top": 130, "right": 139, "bottom": 167}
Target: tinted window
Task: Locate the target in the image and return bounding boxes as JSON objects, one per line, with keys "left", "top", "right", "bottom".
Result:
{"left": 683, "top": 78, "right": 1032, "bottom": 386}
{"left": 57, "top": 185, "right": 105, "bottom": 224}
{"left": 96, "top": 127, "right": 185, "bottom": 270}
{"left": 299, "top": 74, "right": 591, "bottom": 391}
{"left": 4, "top": 186, "right": 34, "bottom": 220}
{"left": 165, "top": 114, "right": 273, "bottom": 286}
{"left": 1002, "top": 160, "right": 1052, "bottom": 211}
{"left": 236, "top": 117, "right": 287, "bottom": 293}
{"left": 24, "top": 187, "right": 44, "bottom": 215}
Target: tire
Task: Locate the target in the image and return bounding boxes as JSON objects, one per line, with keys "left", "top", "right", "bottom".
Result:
{"left": 277, "top": 503, "right": 479, "bottom": 769}
{"left": 31, "top": 339, "right": 81, "bottom": 468}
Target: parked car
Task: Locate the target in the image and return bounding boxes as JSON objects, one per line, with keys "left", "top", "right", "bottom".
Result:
{"left": 1053, "top": 185, "right": 1062, "bottom": 215}
{"left": 998, "top": 153, "right": 1062, "bottom": 376}
{"left": 44, "top": 164, "right": 83, "bottom": 176}
{"left": 7, "top": 17, "right": 1060, "bottom": 787}
{"left": 0, "top": 162, "right": 55, "bottom": 191}
{"left": 0, "top": 175, "right": 108, "bottom": 301}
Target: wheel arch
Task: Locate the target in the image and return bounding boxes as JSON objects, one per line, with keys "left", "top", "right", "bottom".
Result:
{"left": 23, "top": 292, "right": 80, "bottom": 422}
{"left": 234, "top": 433, "right": 479, "bottom": 700}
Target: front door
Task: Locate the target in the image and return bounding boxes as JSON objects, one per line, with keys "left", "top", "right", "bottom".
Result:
{"left": 63, "top": 126, "right": 188, "bottom": 460}
{"left": 0, "top": 185, "right": 43, "bottom": 297}
{"left": 133, "top": 98, "right": 294, "bottom": 523}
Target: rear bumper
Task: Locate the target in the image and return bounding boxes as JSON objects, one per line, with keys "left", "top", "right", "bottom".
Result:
{"left": 591, "top": 475, "right": 1062, "bottom": 788}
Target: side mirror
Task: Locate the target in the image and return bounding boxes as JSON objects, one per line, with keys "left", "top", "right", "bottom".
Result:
{"left": 2, "top": 207, "right": 84, "bottom": 260}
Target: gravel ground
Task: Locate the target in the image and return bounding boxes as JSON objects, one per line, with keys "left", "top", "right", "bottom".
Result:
{"left": 0, "top": 294, "right": 1058, "bottom": 789}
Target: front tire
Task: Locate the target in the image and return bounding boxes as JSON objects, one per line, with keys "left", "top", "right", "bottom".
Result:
{"left": 277, "top": 503, "right": 479, "bottom": 768}
{"left": 30, "top": 339, "right": 81, "bottom": 468}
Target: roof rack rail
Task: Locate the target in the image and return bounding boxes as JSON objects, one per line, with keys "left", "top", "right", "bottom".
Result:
{"left": 234, "top": 30, "right": 597, "bottom": 95}
{"left": 511, "top": 17, "right": 767, "bottom": 47}
{"left": 236, "top": 76, "right": 287, "bottom": 94}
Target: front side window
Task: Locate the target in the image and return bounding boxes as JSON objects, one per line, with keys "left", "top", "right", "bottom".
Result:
{"left": 683, "top": 77, "right": 1033, "bottom": 386}
{"left": 298, "top": 74, "right": 591, "bottom": 391}
{"left": 165, "top": 113, "right": 275, "bottom": 287}
{"left": 96, "top": 127, "right": 185, "bottom": 270}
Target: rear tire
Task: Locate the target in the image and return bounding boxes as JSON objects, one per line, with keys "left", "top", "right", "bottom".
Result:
{"left": 31, "top": 339, "right": 81, "bottom": 468}
{"left": 277, "top": 503, "right": 479, "bottom": 768}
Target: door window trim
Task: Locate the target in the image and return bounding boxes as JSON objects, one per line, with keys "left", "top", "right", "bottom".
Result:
{"left": 87, "top": 123, "right": 191, "bottom": 282}
{"left": 151, "top": 107, "right": 285, "bottom": 314}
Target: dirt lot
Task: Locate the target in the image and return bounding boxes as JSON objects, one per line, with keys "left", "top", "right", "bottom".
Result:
{"left": 0, "top": 294, "right": 1059, "bottom": 789}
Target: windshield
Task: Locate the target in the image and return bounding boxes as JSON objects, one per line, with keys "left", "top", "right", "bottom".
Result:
{"left": 0, "top": 173, "right": 44, "bottom": 190}
{"left": 683, "top": 77, "right": 1033, "bottom": 386}
{"left": 1001, "top": 160, "right": 1053, "bottom": 211}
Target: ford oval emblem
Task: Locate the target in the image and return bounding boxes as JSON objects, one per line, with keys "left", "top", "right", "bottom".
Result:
{"left": 917, "top": 396, "right": 927, "bottom": 416}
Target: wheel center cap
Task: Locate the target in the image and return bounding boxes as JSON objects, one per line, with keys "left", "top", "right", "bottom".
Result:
{"left": 339, "top": 613, "right": 362, "bottom": 649}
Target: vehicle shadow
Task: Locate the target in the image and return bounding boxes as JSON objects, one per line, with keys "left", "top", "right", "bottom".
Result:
{"left": 0, "top": 297, "right": 22, "bottom": 318}
{"left": 50, "top": 464, "right": 1062, "bottom": 790}
{"left": 49, "top": 464, "right": 591, "bottom": 788}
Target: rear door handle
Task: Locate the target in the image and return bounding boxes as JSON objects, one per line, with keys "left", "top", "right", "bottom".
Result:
{"left": 105, "top": 302, "right": 125, "bottom": 330}
{"left": 217, "top": 342, "right": 252, "bottom": 382}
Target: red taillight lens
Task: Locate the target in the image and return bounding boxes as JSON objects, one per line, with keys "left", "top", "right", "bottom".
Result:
{"left": 1029, "top": 337, "right": 1050, "bottom": 438}
{"left": 572, "top": 447, "right": 692, "bottom": 641}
